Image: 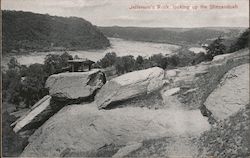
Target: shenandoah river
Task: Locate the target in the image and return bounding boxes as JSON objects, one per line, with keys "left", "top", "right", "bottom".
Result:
{"left": 2, "top": 38, "right": 204, "bottom": 67}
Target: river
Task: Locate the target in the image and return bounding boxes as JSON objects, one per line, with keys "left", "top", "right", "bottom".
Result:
{"left": 2, "top": 38, "right": 183, "bottom": 67}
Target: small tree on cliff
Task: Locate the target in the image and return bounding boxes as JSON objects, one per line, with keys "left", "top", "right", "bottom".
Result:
{"left": 229, "top": 28, "right": 250, "bottom": 52}
{"left": 205, "top": 36, "right": 226, "bottom": 60}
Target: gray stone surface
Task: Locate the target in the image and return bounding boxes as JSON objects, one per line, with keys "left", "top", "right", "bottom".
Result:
{"left": 12, "top": 95, "right": 52, "bottom": 133}
{"left": 161, "top": 48, "right": 249, "bottom": 110}
{"left": 205, "top": 64, "right": 249, "bottom": 120}
{"left": 95, "top": 67, "right": 166, "bottom": 109}
{"left": 21, "top": 104, "right": 210, "bottom": 157}
{"left": 45, "top": 69, "right": 106, "bottom": 100}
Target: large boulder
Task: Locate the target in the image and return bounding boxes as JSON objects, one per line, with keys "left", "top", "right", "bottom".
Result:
{"left": 95, "top": 67, "right": 166, "bottom": 109}
{"left": 204, "top": 64, "right": 249, "bottom": 121}
{"left": 161, "top": 49, "right": 249, "bottom": 110}
{"left": 45, "top": 69, "right": 106, "bottom": 101}
{"left": 21, "top": 103, "right": 210, "bottom": 157}
{"left": 12, "top": 95, "right": 53, "bottom": 133}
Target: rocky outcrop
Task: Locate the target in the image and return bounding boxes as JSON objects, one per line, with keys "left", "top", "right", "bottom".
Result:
{"left": 21, "top": 104, "right": 210, "bottom": 157}
{"left": 19, "top": 49, "right": 249, "bottom": 157}
{"left": 95, "top": 67, "right": 166, "bottom": 109}
{"left": 12, "top": 70, "right": 106, "bottom": 133}
{"left": 197, "top": 105, "right": 250, "bottom": 158}
{"left": 204, "top": 64, "right": 249, "bottom": 121}
{"left": 126, "top": 136, "right": 200, "bottom": 157}
{"left": 161, "top": 49, "right": 249, "bottom": 110}
{"left": 112, "top": 142, "right": 143, "bottom": 158}
{"left": 46, "top": 69, "right": 106, "bottom": 101}
{"left": 12, "top": 95, "right": 52, "bottom": 133}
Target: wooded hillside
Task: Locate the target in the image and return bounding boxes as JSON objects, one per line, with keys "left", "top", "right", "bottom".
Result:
{"left": 3, "top": 10, "right": 110, "bottom": 55}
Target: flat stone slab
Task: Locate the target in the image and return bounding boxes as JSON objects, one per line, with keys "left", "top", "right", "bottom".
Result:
{"left": 95, "top": 67, "right": 165, "bottom": 109}
{"left": 45, "top": 69, "right": 106, "bottom": 100}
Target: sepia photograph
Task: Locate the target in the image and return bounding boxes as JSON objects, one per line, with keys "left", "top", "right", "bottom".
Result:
{"left": 1, "top": 0, "right": 249, "bottom": 157}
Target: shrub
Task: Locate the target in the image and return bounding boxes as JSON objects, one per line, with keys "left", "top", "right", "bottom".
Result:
{"left": 205, "top": 36, "right": 226, "bottom": 60}
{"left": 135, "top": 55, "right": 144, "bottom": 70}
{"left": 229, "top": 28, "right": 249, "bottom": 52}
{"left": 21, "top": 64, "right": 49, "bottom": 107}
{"left": 2, "top": 68, "right": 22, "bottom": 104}
{"left": 115, "top": 55, "right": 135, "bottom": 74}
{"left": 7, "top": 57, "right": 20, "bottom": 69}
{"left": 97, "top": 52, "right": 117, "bottom": 68}
{"left": 44, "top": 52, "right": 73, "bottom": 75}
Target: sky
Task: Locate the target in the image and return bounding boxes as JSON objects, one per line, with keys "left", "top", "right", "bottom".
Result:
{"left": 2, "top": 0, "right": 249, "bottom": 28}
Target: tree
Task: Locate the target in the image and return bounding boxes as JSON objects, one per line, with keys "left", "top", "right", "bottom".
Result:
{"left": 44, "top": 53, "right": 72, "bottom": 75}
{"left": 166, "top": 55, "right": 180, "bottom": 68}
{"left": 20, "top": 64, "right": 48, "bottom": 107}
{"left": 205, "top": 36, "right": 226, "bottom": 60}
{"left": 98, "top": 52, "right": 117, "bottom": 68}
{"left": 192, "top": 52, "right": 208, "bottom": 65}
{"left": 60, "top": 52, "right": 73, "bottom": 66}
{"left": 74, "top": 55, "right": 80, "bottom": 59}
{"left": 19, "top": 65, "right": 28, "bottom": 77}
{"left": 149, "top": 54, "right": 164, "bottom": 67}
{"left": 7, "top": 57, "right": 20, "bottom": 70}
{"left": 135, "top": 55, "right": 144, "bottom": 70}
{"left": 3, "top": 59, "right": 22, "bottom": 104}
{"left": 3, "top": 69, "right": 22, "bottom": 104}
{"left": 229, "top": 28, "right": 249, "bottom": 52}
{"left": 21, "top": 76, "right": 48, "bottom": 107}
{"left": 115, "top": 56, "right": 135, "bottom": 74}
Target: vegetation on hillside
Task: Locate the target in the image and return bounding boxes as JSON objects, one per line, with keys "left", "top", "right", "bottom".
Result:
{"left": 229, "top": 28, "right": 250, "bottom": 52}
{"left": 2, "top": 111, "right": 28, "bottom": 157}
{"left": 96, "top": 47, "right": 216, "bottom": 75}
{"left": 204, "top": 36, "right": 226, "bottom": 60}
{"left": 2, "top": 52, "right": 73, "bottom": 108}
{"left": 99, "top": 26, "right": 244, "bottom": 46}
{"left": 2, "top": 10, "right": 110, "bottom": 55}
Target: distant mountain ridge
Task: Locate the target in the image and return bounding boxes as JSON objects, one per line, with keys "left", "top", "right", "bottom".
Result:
{"left": 2, "top": 10, "right": 110, "bottom": 55}
{"left": 99, "top": 26, "right": 245, "bottom": 46}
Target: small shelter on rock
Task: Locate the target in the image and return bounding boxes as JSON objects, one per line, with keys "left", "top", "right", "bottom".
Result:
{"left": 68, "top": 58, "right": 95, "bottom": 72}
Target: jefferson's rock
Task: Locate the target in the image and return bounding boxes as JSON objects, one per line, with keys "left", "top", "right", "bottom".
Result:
{"left": 12, "top": 95, "right": 52, "bottom": 133}
{"left": 45, "top": 69, "right": 106, "bottom": 101}
{"left": 95, "top": 67, "right": 165, "bottom": 109}
{"left": 204, "top": 64, "right": 249, "bottom": 120}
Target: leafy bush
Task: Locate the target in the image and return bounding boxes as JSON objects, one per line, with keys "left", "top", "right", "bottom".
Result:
{"left": 97, "top": 52, "right": 117, "bottom": 68}
{"left": 204, "top": 36, "right": 226, "bottom": 60}
{"left": 191, "top": 52, "right": 209, "bottom": 65}
{"left": 7, "top": 57, "right": 20, "bottom": 69}
{"left": 115, "top": 55, "right": 135, "bottom": 74}
{"left": 2, "top": 69, "right": 22, "bottom": 105}
{"left": 44, "top": 52, "right": 73, "bottom": 75}
{"left": 21, "top": 64, "right": 48, "bottom": 107}
{"left": 229, "top": 28, "right": 249, "bottom": 52}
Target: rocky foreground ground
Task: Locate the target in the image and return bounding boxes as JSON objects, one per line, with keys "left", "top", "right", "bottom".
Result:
{"left": 12, "top": 49, "right": 249, "bottom": 157}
